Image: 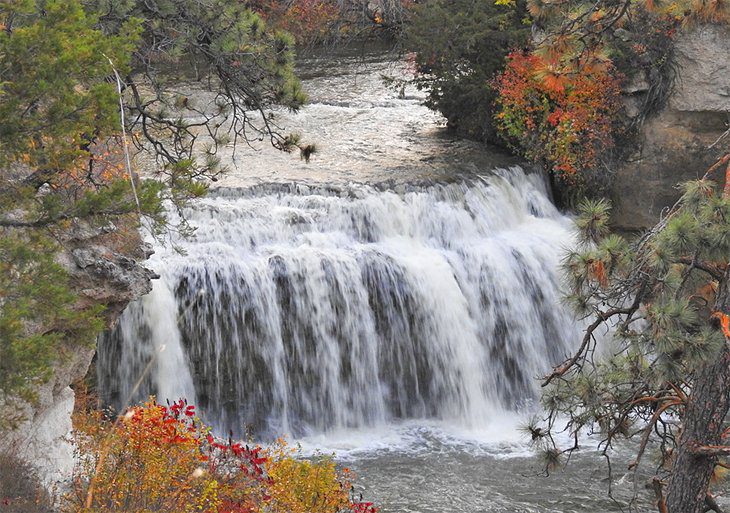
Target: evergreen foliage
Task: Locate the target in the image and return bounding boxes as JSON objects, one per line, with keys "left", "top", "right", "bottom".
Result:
{"left": 535, "top": 156, "right": 730, "bottom": 511}
{"left": 403, "top": 0, "right": 530, "bottom": 144}
{"left": 407, "top": 0, "right": 726, "bottom": 200}
{"left": 86, "top": 0, "right": 308, "bottom": 188}
{"left": 0, "top": 0, "right": 140, "bottom": 418}
{"left": 0, "top": 235, "right": 103, "bottom": 407}
{"left": 0, "top": 0, "right": 139, "bottom": 173}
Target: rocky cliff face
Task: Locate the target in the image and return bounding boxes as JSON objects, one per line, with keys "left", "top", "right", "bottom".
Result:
{"left": 611, "top": 24, "right": 730, "bottom": 230}
{"left": 0, "top": 219, "right": 155, "bottom": 492}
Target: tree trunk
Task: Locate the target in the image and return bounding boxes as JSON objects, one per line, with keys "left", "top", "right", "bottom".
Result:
{"left": 665, "top": 267, "right": 730, "bottom": 513}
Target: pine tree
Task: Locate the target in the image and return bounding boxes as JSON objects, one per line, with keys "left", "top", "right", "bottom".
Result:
{"left": 0, "top": 0, "right": 142, "bottom": 420}
{"left": 535, "top": 154, "right": 730, "bottom": 512}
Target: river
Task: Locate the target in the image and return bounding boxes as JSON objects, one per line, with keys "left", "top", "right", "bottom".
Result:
{"left": 98, "top": 49, "right": 661, "bottom": 512}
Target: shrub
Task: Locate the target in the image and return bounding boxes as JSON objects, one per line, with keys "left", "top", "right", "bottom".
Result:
{"left": 0, "top": 234, "right": 104, "bottom": 425}
{"left": 494, "top": 51, "right": 623, "bottom": 189}
{"left": 65, "top": 399, "right": 374, "bottom": 513}
{"left": 403, "top": 0, "right": 530, "bottom": 144}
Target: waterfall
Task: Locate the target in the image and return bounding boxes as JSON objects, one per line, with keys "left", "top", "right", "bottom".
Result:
{"left": 97, "top": 167, "right": 579, "bottom": 437}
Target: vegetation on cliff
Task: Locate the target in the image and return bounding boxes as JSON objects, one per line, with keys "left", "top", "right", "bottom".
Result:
{"left": 0, "top": 0, "right": 141, "bottom": 418}
{"left": 0, "top": 0, "right": 303, "bottom": 418}
{"left": 0, "top": 235, "right": 103, "bottom": 411}
{"left": 402, "top": 0, "right": 530, "bottom": 144}
{"left": 493, "top": 50, "right": 622, "bottom": 194}
{"left": 405, "top": 0, "right": 728, "bottom": 200}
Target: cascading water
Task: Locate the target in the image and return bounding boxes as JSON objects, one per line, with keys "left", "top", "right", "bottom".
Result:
{"left": 97, "top": 168, "right": 579, "bottom": 438}
{"left": 94, "top": 51, "right": 658, "bottom": 512}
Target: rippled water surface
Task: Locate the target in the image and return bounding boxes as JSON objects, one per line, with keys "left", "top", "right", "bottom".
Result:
{"left": 208, "top": 49, "right": 521, "bottom": 186}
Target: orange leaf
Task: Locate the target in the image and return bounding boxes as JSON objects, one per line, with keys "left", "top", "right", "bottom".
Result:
{"left": 711, "top": 311, "right": 730, "bottom": 339}
{"left": 590, "top": 260, "right": 609, "bottom": 288}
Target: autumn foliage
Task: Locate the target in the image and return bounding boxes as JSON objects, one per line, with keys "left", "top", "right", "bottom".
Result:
{"left": 259, "top": 0, "right": 342, "bottom": 44}
{"left": 494, "top": 51, "right": 622, "bottom": 182}
{"left": 253, "top": 0, "right": 412, "bottom": 45}
{"left": 65, "top": 399, "right": 376, "bottom": 513}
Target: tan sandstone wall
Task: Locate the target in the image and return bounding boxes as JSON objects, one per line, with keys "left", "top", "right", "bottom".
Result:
{"left": 611, "top": 24, "right": 730, "bottom": 230}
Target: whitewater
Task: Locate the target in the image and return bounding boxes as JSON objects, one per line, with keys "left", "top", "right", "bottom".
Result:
{"left": 98, "top": 49, "right": 650, "bottom": 512}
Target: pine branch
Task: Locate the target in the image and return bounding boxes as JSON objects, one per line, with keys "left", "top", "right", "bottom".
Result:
{"left": 690, "top": 444, "right": 730, "bottom": 456}
{"left": 629, "top": 398, "right": 683, "bottom": 471}
{"left": 0, "top": 206, "right": 138, "bottom": 228}
{"left": 635, "top": 154, "right": 729, "bottom": 254}
{"left": 542, "top": 306, "right": 634, "bottom": 387}
{"left": 652, "top": 477, "right": 669, "bottom": 513}
{"left": 705, "top": 153, "right": 730, "bottom": 183}
{"left": 676, "top": 256, "right": 726, "bottom": 281}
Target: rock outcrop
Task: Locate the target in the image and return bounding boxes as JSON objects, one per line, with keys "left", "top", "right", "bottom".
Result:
{"left": 611, "top": 23, "right": 730, "bottom": 230}
{"left": 0, "top": 218, "right": 155, "bottom": 492}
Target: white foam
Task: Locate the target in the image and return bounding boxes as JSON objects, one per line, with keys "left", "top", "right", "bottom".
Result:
{"left": 98, "top": 168, "right": 581, "bottom": 444}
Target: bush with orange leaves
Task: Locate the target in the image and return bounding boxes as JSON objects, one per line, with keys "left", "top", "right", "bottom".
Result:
{"left": 253, "top": 0, "right": 342, "bottom": 45}
{"left": 64, "top": 399, "right": 376, "bottom": 513}
{"left": 494, "top": 51, "right": 622, "bottom": 186}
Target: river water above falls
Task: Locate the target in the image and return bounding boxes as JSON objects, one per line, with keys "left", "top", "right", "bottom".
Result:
{"left": 98, "top": 50, "right": 652, "bottom": 512}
